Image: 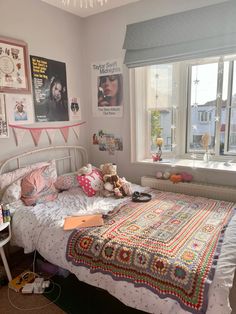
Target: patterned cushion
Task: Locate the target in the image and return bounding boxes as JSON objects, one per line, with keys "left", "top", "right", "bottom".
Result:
{"left": 54, "top": 172, "right": 79, "bottom": 191}
{"left": 0, "top": 161, "right": 48, "bottom": 200}
{"left": 21, "top": 165, "right": 58, "bottom": 206}
{"left": 0, "top": 160, "right": 57, "bottom": 200}
{"left": 77, "top": 169, "right": 103, "bottom": 197}
{"left": 2, "top": 178, "right": 22, "bottom": 204}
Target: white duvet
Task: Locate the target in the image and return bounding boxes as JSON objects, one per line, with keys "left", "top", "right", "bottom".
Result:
{"left": 10, "top": 186, "right": 236, "bottom": 314}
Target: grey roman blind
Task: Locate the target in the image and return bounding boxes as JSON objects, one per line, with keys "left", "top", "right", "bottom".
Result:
{"left": 123, "top": 1, "right": 236, "bottom": 68}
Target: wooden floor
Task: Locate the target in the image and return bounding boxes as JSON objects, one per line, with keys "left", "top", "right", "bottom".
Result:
{"left": 1, "top": 249, "right": 236, "bottom": 314}
{"left": 0, "top": 250, "right": 64, "bottom": 313}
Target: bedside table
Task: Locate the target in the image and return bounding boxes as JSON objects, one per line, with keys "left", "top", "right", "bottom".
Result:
{"left": 0, "top": 222, "right": 12, "bottom": 281}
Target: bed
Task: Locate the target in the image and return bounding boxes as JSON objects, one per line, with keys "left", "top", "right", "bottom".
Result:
{"left": 1, "top": 145, "right": 236, "bottom": 314}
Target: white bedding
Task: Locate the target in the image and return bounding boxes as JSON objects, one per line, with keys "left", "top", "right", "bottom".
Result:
{"left": 10, "top": 186, "right": 236, "bottom": 314}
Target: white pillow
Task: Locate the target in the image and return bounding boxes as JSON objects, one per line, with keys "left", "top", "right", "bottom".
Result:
{"left": 2, "top": 179, "right": 22, "bottom": 204}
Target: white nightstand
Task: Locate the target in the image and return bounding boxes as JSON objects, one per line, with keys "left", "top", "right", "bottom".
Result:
{"left": 0, "top": 222, "right": 12, "bottom": 281}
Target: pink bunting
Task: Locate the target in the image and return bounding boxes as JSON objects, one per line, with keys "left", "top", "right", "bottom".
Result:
{"left": 30, "top": 129, "right": 42, "bottom": 146}
{"left": 60, "top": 127, "right": 69, "bottom": 143}
{"left": 45, "top": 129, "right": 56, "bottom": 145}
{"left": 9, "top": 122, "right": 86, "bottom": 147}
{"left": 12, "top": 128, "right": 26, "bottom": 146}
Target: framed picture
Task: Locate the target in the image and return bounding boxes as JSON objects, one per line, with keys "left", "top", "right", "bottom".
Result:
{"left": 5, "top": 93, "right": 34, "bottom": 125}
{"left": 0, "top": 94, "right": 9, "bottom": 138}
{"left": 0, "top": 37, "right": 31, "bottom": 94}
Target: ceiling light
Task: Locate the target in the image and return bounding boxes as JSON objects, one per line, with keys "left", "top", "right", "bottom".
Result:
{"left": 62, "top": 0, "right": 108, "bottom": 9}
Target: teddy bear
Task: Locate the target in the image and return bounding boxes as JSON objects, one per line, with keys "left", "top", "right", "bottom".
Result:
{"left": 100, "top": 163, "right": 117, "bottom": 181}
{"left": 100, "top": 163, "right": 132, "bottom": 198}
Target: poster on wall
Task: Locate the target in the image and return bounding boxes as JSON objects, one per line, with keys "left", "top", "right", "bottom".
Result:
{"left": 30, "top": 55, "right": 69, "bottom": 122}
{"left": 0, "top": 94, "right": 9, "bottom": 138}
{"left": 91, "top": 59, "right": 123, "bottom": 118}
{"left": 69, "top": 97, "right": 81, "bottom": 121}
{"left": 0, "top": 37, "right": 31, "bottom": 94}
{"left": 5, "top": 94, "right": 34, "bottom": 124}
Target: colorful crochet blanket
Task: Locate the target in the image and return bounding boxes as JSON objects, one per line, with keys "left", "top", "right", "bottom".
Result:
{"left": 66, "top": 191, "right": 235, "bottom": 313}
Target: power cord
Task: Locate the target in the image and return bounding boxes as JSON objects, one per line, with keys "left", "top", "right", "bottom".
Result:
{"left": 8, "top": 217, "right": 63, "bottom": 311}
{"left": 7, "top": 279, "right": 61, "bottom": 311}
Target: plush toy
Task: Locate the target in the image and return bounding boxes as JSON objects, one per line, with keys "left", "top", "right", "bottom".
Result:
{"left": 119, "top": 177, "right": 132, "bottom": 197}
{"left": 100, "top": 163, "right": 117, "bottom": 181}
{"left": 180, "top": 172, "right": 193, "bottom": 182}
{"left": 77, "top": 163, "right": 93, "bottom": 175}
{"left": 170, "top": 174, "right": 182, "bottom": 184}
{"left": 100, "top": 163, "right": 132, "bottom": 198}
{"left": 156, "top": 171, "right": 163, "bottom": 179}
{"left": 163, "top": 171, "right": 171, "bottom": 180}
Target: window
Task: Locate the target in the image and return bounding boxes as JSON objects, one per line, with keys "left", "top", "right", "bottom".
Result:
{"left": 130, "top": 54, "right": 236, "bottom": 162}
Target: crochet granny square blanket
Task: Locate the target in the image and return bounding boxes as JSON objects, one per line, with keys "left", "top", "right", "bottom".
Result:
{"left": 66, "top": 191, "right": 235, "bottom": 313}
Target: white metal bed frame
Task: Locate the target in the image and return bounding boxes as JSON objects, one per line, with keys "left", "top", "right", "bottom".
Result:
{"left": 0, "top": 145, "right": 88, "bottom": 176}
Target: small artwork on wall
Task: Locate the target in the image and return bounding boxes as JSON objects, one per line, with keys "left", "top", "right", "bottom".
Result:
{"left": 93, "top": 130, "right": 123, "bottom": 155}
{"left": 69, "top": 97, "right": 81, "bottom": 121}
{"left": 0, "top": 37, "right": 31, "bottom": 94}
{"left": 5, "top": 93, "right": 34, "bottom": 124}
{"left": 0, "top": 94, "right": 9, "bottom": 138}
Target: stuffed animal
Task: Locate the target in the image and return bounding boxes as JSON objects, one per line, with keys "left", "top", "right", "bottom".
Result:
{"left": 100, "top": 163, "right": 132, "bottom": 198}
{"left": 119, "top": 177, "right": 132, "bottom": 197}
{"left": 180, "top": 172, "right": 193, "bottom": 182}
{"left": 77, "top": 163, "right": 93, "bottom": 175}
{"left": 100, "top": 163, "right": 117, "bottom": 181}
{"left": 170, "top": 174, "right": 182, "bottom": 184}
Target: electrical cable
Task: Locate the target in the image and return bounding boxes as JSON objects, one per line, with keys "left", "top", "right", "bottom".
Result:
{"left": 8, "top": 216, "right": 62, "bottom": 311}
{"left": 7, "top": 280, "right": 61, "bottom": 311}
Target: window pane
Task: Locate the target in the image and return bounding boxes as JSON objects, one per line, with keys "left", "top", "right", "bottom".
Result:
{"left": 188, "top": 63, "right": 218, "bottom": 152}
{"left": 228, "top": 61, "right": 236, "bottom": 152}
{"left": 148, "top": 65, "right": 173, "bottom": 153}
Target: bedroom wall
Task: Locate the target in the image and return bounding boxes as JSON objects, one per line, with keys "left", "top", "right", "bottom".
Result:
{"left": 84, "top": 0, "right": 236, "bottom": 186}
{"left": 0, "top": 0, "right": 88, "bottom": 161}
{"left": 0, "top": 0, "right": 235, "bottom": 187}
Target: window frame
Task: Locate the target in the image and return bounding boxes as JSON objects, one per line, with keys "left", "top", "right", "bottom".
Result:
{"left": 130, "top": 54, "right": 236, "bottom": 164}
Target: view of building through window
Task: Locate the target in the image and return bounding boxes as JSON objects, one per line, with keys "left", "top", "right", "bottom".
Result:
{"left": 133, "top": 54, "right": 236, "bottom": 161}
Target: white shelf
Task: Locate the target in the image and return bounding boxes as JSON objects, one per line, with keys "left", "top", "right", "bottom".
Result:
{"left": 0, "top": 222, "right": 10, "bottom": 232}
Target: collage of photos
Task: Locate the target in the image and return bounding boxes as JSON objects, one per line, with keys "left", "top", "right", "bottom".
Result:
{"left": 92, "top": 130, "right": 123, "bottom": 155}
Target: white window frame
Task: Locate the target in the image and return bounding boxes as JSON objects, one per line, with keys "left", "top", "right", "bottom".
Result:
{"left": 130, "top": 55, "right": 236, "bottom": 165}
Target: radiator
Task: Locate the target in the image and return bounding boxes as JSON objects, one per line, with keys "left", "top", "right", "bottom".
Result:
{"left": 141, "top": 176, "right": 236, "bottom": 203}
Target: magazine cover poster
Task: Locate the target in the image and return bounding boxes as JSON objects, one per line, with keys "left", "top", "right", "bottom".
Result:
{"left": 5, "top": 94, "right": 34, "bottom": 124}
{"left": 30, "top": 56, "right": 69, "bottom": 122}
{"left": 92, "top": 59, "right": 123, "bottom": 118}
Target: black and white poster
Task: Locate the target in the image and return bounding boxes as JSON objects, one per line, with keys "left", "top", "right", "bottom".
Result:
{"left": 30, "top": 56, "right": 69, "bottom": 122}
{"left": 92, "top": 59, "right": 123, "bottom": 118}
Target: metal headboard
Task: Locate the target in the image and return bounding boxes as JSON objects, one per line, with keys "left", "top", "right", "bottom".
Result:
{"left": 0, "top": 145, "right": 88, "bottom": 175}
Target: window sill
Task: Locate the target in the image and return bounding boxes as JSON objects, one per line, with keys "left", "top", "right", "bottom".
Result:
{"left": 137, "top": 158, "right": 236, "bottom": 173}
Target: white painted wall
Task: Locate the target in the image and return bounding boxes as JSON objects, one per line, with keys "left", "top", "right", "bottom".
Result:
{"left": 0, "top": 0, "right": 234, "bottom": 187}
{"left": 0, "top": 0, "right": 88, "bottom": 161}
{"left": 84, "top": 0, "right": 236, "bottom": 186}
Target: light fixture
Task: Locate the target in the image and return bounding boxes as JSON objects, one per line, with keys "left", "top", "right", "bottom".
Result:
{"left": 62, "top": 0, "right": 108, "bottom": 9}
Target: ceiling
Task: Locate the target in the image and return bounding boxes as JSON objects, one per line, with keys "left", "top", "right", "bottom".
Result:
{"left": 41, "top": 0, "right": 140, "bottom": 17}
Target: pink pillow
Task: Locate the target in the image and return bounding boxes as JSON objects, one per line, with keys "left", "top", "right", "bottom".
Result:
{"left": 77, "top": 169, "right": 103, "bottom": 197}
{"left": 21, "top": 165, "right": 58, "bottom": 206}
{"left": 54, "top": 172, "right": 79, "bottom": 191}
{"left": 0, "top": 161, "right": 50, "bottom": 200}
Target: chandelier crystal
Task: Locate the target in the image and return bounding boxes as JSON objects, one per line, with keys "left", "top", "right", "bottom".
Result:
{"left": 62, "top": 0, "right": 108, "bottom": 9}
